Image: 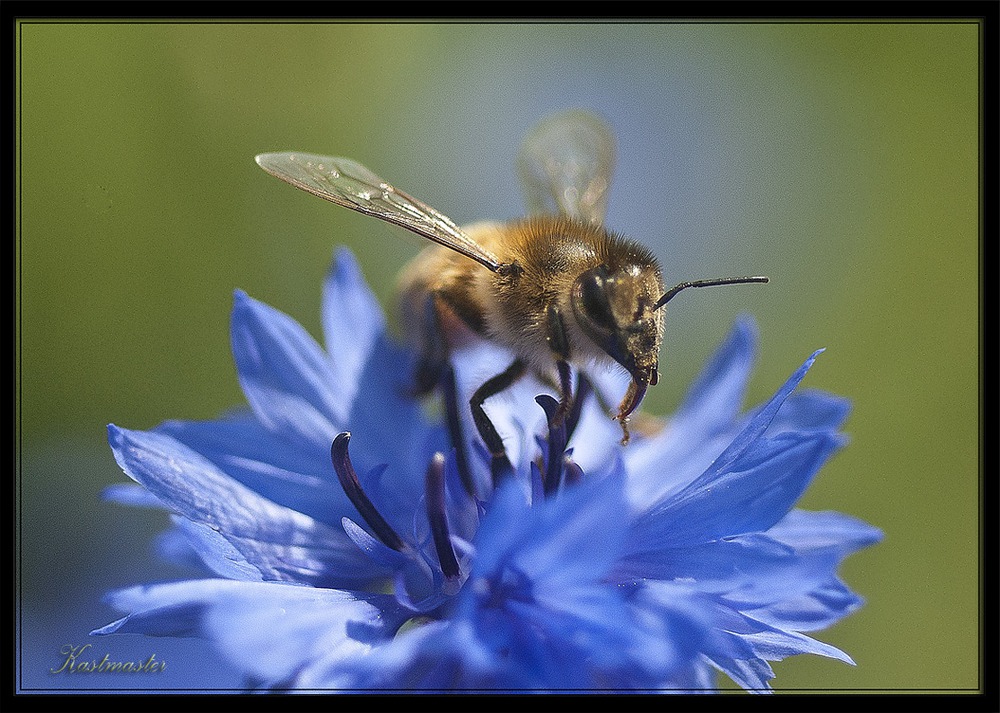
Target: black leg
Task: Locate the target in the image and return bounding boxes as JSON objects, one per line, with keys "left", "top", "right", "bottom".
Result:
{"left": 470, "top": 358, "right": 526, "bottom": 485}
{"left": 545, "top": 303, "right": 574, "bottom": 426}
{"left": 409, "top": 293, "right": 450, "bottom": 397}
{"left": 555, "top": 359, "right": 573, "bottom": 425}
{"left": 441, "top": 364, "right": 476, "bottom": 499}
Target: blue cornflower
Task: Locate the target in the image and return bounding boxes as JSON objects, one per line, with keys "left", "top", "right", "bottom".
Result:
{"left": 96, "top": 247, "right": 881, "bottom": 692}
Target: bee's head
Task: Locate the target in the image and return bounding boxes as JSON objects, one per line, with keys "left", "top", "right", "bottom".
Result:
{"left": 570, "top": 261, "right": 664, "bottom": 425}
{"left": 572, "top": 260, "right": 770, "bottom": 437}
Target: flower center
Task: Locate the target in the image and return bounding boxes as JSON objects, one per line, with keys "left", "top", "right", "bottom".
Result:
{"left": 472, "top": 564, "right": 535, "bottom": 610}
{"left": 329, "top": 373, "right": 594, "bottom": 599}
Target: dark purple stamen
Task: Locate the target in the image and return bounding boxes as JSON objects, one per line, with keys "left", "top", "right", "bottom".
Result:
{"left": 536, "top": 394, "right": 567, "bottom": 495}
{"left": 425, "top": 452, "right": 461, "bottom": 581}
{"left": 331, "top": 432, "right": 407, "bottom": 553}
{"left": 441, "top": 365, "right": 476, "bottom": 499}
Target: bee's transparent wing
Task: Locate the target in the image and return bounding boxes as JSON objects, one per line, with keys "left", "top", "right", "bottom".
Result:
{"left": 255, "top": 152, "right": 504, "bottom": 272}
{"left": 516, "top": 110, "right": 615, "bottom": 225}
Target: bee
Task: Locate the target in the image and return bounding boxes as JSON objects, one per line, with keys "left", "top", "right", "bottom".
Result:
{"left": 255, "top": 110, "right": 768, "bottom": 478}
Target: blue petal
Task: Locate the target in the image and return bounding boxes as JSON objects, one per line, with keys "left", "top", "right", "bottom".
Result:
{"left": 624, "top": 317, "right": 757, "bottom": 507}
{"left": 231, "top": 290, "right": 344, "bottom": 445}
{"left": 619, "top": 581, "right": 729, "bottom": 687}
{"left": 94, "top": 579, "right": 407, "bottom": 687}
{"left": 168, "top": 518, "right": 271, "bottom": 582}
{"left": 674, "top": 315, "right": 758, "bottom": 431}
{"left": 745, "top": 509, "right": 881, "bottom": 631}
{"left": 767, "top": 509, "right": 884, "bottom": 556}
{"left": 341, "top": 517, "right": 410, "bottom": 569}
{"left": 472, "top": 470, "right": 628, "bottom": 586}
{"left": 767, "top": 389, "right": 852, "bottom": 435}
{"left": 308, "top": 619, "right": 499, "bottom": 689}
{"left": 623, "top": 584, "right": 714, "bottom": 686}
{"left": 107, "top": 425, "right": 385, "bottom": 586}
{"left": 445, "top": 476, "right": 683, "bottom": 688}
{"left": 100, "top": 482, "right": 165, "bottom": 508}
{"left": 748, "top": 576, "right": 866, "bottom": 632}
{"left": 340, "top": 335, "right": 437, "bottom": 521}
{"left": 696, "top": 348, "right": 826, "bottom": 481}
{"left": 156, "top": 414, "right": 351, "bottom": 527}
{"left": 699, "top": 604, "right": 855, "bottom": 692}
{"left": 738, "top": 626, "right": 855, "bottom": 666}
{"left": 328, "top": 334, "right": 451, "bottom": 544}
{"left": 321, "top": 248, "right": 386, "bottom": 404}
{"left": 441, "top": 449, "right": 482, "bottom": 543}
{"left": 630, "top": 430, "right": 844, "bottom": 548}
{"left": 704, "top": 618, "right": 853, "bottom": 693}
{"left": 619, "top": 532, "right": 840, "bottom": 607}
{"left": 708, "top": 654, "right": 775, "bottom": 693}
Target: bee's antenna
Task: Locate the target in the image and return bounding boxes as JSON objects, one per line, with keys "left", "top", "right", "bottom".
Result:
{"left": 654, "top": 276, "right": 770, "bottom": 311}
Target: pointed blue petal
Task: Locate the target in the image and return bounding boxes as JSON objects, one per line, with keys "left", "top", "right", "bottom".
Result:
{"left": 619, "top": 532, "right": 839, "bottom": 607}
{"left": 107, "top": 425, "right": 383, "bottom": 586}
{"left": 157, "top": 414, "right": 350, "bottom": 527}
{"left": 94, "top": 579, "right": 407, "bottom": 687}
{"left": 168, "top": 517, "right": 269, "bottom": 581}
{"left": 767, "top": 389, "right": 852, "bottom": 435}
{"left": 738, "top": 626, "right": 855, "bottom": 666}
{"left": 749, "top": 577, "right": 865, "bottom": 632}
{"left": 100, "top": 482, "right": 165, "bottom": 508}
{"left": 708, "top": 654, "right": 775, "bottom": 693}
{"left": 674, "top": 315, "right": 758, "bottom": 430}
{"left": 631, "top": 430, "right": 844, "bottom": 547}
{"left": 321, "top": 248, "right": 386, "bottom": 404}
{"left": 705, "top": 608, "right": 855, "bottom": 683}
{"left": 471, "top": 471, "right": 629, "bottom": 586}
{"left": 698, "top": 348, "right": 826, "bottom": 479}
{"left": 338, "top": 334, "right": 435, "bottom": 519}
{"left": 624, "top": 317, "right": 758, "bottom": 507}
{"left": 767, "top": 509, "right": 884, "bottom": 555}
{"left": 231, "top": 290, "right": 344, "bottom": 443}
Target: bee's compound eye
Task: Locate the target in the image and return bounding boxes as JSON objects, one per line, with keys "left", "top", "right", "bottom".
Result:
{"left": 575, "top": 266, "right": 617, "bottom": 331}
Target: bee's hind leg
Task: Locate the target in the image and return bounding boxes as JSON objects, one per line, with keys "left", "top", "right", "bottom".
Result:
{"left": 407, "top": 293, "right": 453, "bottom": 398}
{"left": 408, "top": 291, "right": 484, "bottom": 498}
{"left": 408, "top": 288, "right": 527, "bottom": 489}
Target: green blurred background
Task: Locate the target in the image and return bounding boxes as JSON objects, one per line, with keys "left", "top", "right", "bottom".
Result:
{"left": 16, "top": 21, "right": 980, "bottom": 692}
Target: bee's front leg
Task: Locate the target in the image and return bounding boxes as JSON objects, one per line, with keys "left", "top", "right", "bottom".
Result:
{"left": 545, "top": 303, "right": 574, "bottom": 425}
{"left": 470, "top": 358, "right": 526, "bottom": 485}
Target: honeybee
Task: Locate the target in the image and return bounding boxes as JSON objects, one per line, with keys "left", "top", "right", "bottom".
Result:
{"left": 256, "top": 110, "right": 768, "bottom": 478}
